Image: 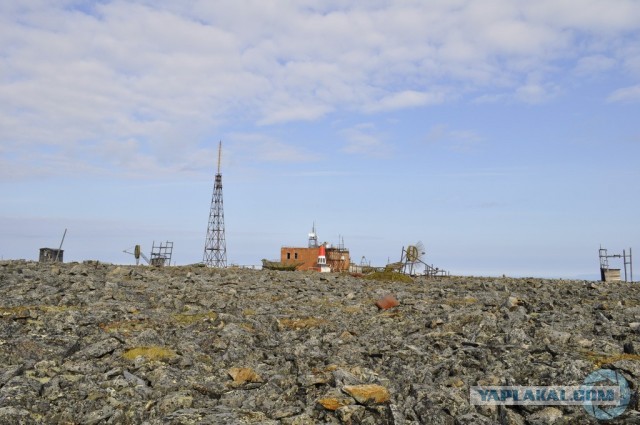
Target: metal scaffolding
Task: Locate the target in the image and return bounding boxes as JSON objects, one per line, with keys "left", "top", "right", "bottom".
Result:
{"left": 203, "top": 141, "right": 227, "bottom": 267}
{"left": 599, "top": 246, "right": 633, "bottom": 282}
{"left": 150, "top": 241, "right": 173, "bottom": 267}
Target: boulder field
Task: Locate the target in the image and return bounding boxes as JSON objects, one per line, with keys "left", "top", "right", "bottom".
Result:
{"left": 0, "top": 261, "right": 639, "bottom": 424}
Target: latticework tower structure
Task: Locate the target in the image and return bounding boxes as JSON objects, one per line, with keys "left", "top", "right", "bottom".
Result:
{"left": 203, "top": 141, "right": 227, "bottom": 267}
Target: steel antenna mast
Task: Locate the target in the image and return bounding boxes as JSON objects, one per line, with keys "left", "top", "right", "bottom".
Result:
{"left": 203, "top": 141, "right": 227, "bottom": 267}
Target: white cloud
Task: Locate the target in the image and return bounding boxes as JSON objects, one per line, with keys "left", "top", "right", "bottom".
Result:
{"left": 340, "top": 123, "right": 389, "bottom": 157}
{"left": 364, "top": 90, "right": 445, "bottom": 113}
{"left": 425, "top": 124, "right": 484, "bottom": 153}
{"left": 574, "top": 55, "right": 616, "bottom": 76}
{"left": 229, "top": 133, "right": 319, "bottom": 163}
{"left": 515, "top": 82, "right": 559, "bottom": 104}
{"left": 524, "top": 0, "right": 640, "bottom": 32}
{"left": 607, "top": 84, "right": 640, "bottom": 103}
{"left": 1, "top": 0, "right": 639, "bottom": 178}
{"left": 258, "top": 103, "right": 332, "bottom": 125}
{"left": 472, "top": 93, "right": 510, "bottom": 104}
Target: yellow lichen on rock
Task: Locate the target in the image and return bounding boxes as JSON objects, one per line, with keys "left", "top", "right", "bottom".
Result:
{"left": 318, "top": 396, "right": 353, "bottom": 411}
{"left": 172, "top": 311, "right": 217, "bottom": 325}
{"left": 228, "top": 367, "right": 263, "bottom": 385}
{"left": 342, "top": 384, "right": 390, "bottom": 404}
{"left": 122, "top": 346, "right": 176, "bottom": 361}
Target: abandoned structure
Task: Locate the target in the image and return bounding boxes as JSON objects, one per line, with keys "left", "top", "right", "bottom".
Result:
{"left": 280, "top": 226, "right": 350, "bottom": 272}
{"left": 39, "top": 248, "right": 63, "bottom": 263}
{"left": 40, "top": 229, "right": 67, "bottom": 263}
{"left": 150, "top": 241, "right": 173, "bottom": 267}
{"left": 123, "top": 241, "right": 174, "bottom": 267}
{"left": 399, "top": 243, "right": 450, "bottom": 277}
{"left": 599, "top": 246, "right": 633, "bottom": 282}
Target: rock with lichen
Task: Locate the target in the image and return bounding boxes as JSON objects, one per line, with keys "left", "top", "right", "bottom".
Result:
{"left": 0, "top": 260, "right": 638, "bottom": 423}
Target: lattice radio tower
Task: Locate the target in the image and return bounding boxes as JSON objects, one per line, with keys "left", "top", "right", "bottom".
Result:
{"left": 203, "top": 141, "right": 227, "bottom": 267}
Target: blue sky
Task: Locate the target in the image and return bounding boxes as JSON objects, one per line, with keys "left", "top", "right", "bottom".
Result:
{"left": 1, "top": 0, "right": 639, "bottom": 279}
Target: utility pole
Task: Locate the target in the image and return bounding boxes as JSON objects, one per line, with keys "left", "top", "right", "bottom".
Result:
{"left": 203, "top": 141, "right": 227, "bottom": 267}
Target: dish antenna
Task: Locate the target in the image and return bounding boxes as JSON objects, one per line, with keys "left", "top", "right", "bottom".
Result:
{"left": 401, "top": 241, "right": 425, "bottom": 275}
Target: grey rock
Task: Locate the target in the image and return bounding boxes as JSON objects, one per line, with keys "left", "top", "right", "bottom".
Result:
{"left": 336, "top": 404, "right": 366, "bottom": 423}
{"left": 73, "top": 337, "right": 121, "bottom": 360}
{"left": 526, "top": 407, "right": 563, "bottom": 425}
{"left": 0, "top": 262, "right": 638, "bottom": 423}
{"left": 0, "top": 364, "right": 24, "bottom": 387}
{"left": 84, "top": 406, "right": 115, "bottom": 425}
{"left": 131, "top": 329, "right": 164, "bottom": 346}
{"left": 0, "top": 376, "right": 42, "bottom": 408}
{"left": 63, "top": 360, "right": 104, "bottom": 375}
{"left": 498, "top": 406, "right": 525, "bottom": 425}
{"left": 123, "top": 369, "right": 147, "bottom": 387}
{"left": 454, "top": 412, "right": 496, "bottom": 424}
{"left": 281, "top": 413, "right": 317, "bottom": 425}
{"left": 0, "top": 407, "right": 34, "bottom": 425}
{"left": 158, "top": 391, "right": 193, "bottom": 414}
{"left": 412, "top": 392, "right": 455, "bottom": 425}
{"left": 624, "top": 342, "right": 636, "bottom": 355}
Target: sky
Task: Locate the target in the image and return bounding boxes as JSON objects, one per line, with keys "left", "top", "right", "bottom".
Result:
{"left": 1, "top": 0, "right": 639, "bottom": 279}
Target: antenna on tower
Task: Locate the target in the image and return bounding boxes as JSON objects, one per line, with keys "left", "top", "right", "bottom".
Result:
{"left": 203, "top": 141, "right": 227, "bottom": 267}
{"left": 308, "top": 222, "right": 318, "bottom": 248}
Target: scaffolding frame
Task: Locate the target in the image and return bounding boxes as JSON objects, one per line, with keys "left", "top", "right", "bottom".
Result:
{"left": 150, "top": 241, "right": 173, "bottom": 267}
{"left": 599, "top": 246, "right": 633, "bottom": 282}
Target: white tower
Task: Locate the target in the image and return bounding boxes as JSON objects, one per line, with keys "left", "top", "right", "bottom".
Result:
{"left": 308, "top": 223, "right": 318, "bottom": 248}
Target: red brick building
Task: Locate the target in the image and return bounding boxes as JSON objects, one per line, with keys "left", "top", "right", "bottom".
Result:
{"left": 280, "top": 226, "right": 351, "bottom": 272}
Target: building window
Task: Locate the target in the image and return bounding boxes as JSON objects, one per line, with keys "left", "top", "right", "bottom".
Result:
{"left": 287, "top": 252, "right": 291, "bottom": 260}
{"left": 294, "top": 252, "right": 298, "bottom": 259}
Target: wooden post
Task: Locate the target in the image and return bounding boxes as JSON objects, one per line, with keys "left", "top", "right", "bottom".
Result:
{"left": 54, "top": 228, "right": 67, "bottom": 262}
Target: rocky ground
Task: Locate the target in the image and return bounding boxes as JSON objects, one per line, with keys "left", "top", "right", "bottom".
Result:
{"left": 0, "top": 260, "right": 639, "bottom": 424}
